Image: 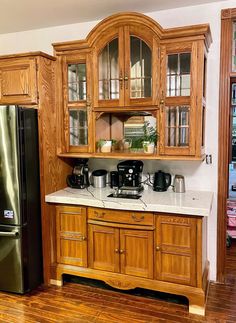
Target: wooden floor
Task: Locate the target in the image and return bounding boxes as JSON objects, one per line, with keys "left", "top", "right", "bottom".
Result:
{"left": 0, "top": 245, "right": 236, "bottom": 323}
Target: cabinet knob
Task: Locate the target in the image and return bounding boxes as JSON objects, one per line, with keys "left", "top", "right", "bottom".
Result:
{"left": 156, "top": 246, "right": 161, "bottom": 251}
{"left": 82, "top": 236, "right": 87, "bottom": 241}
{"left": 131, "top": 214, "right": 144, "bottom": 222}
{"left": 115, "top": 248, "right": 119, "bottom": 253}
{"left": 94, "top": 211, "right": 105, "bottom": 218}
{"left": 120, "top": 249, "right": 125, "bottom": 254}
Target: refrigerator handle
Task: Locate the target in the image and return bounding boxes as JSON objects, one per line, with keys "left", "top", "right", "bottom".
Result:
{"left": 0, "top": 231, "right": 19, "bottom": 237}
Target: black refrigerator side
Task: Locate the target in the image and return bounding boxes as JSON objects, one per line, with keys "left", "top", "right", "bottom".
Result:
{"left": 18, "top": 106, "right": 42, "bottom": 292}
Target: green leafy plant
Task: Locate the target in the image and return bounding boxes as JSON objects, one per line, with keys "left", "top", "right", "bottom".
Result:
{"left": 97, "top": 139, "right": 107, "bottom": 148}
{"left": 142, "top": 121, "right": 159, "bottom": 144}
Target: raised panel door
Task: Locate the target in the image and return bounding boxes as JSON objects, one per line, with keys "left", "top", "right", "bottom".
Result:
{"left": 0, "top": 58, "right": 38, "bottom": 104}
{"left": 155, "top": 215, "right": 197, "bottom": 286}
{"left": 56, "top": 206, "right": 87, "bottom": 267}
{"left": 120, "top": 229, "right": 154, "bottom": 279}
{"left": 88, "top": 224, "right": 120, "bottom": 272}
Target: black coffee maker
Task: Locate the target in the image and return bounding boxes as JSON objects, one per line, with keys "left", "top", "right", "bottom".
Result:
{"left": 67, "top": 158, "right": 89, "bottom": 189}
{"left": 153, "top": 170, "right": 171, "bottom": 192}
{"left": 117, "top": 160, "right": 143, "bottom": 189}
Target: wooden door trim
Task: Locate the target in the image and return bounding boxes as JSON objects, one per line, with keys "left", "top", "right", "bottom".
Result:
{"left": 217, "top": 8, "right": 236, "bottom": 282}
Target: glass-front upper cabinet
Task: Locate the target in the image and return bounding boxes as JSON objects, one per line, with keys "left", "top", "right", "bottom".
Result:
{"left": 62, "top": 53, "right": 92, "bottom": 153}
{"left": 94, "top": 25, "right": 158, "bottom": 108}
{"left": 159, "top": 43, "right": 197, "bottom": 156}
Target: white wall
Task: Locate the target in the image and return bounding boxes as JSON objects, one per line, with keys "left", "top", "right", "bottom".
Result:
{"left": 1, "top": 0, "right": 235, "bottom": 280}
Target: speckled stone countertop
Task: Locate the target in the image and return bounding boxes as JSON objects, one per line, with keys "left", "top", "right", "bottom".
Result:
{"left": 45, "top": 186, "right": 213, "bottom": 217}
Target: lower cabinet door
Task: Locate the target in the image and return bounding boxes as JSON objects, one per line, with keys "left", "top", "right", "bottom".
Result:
{"left": 155, "top": 215, "right": 197, "bottom": 286}
{"left": 120, "top": 229, "right": 154, "bottom": 279}
{"left": 88, "top": 224, "right": 120, "bottom": 272}
{"left": 56, "top": 206, "right": 87, "bottom": 267}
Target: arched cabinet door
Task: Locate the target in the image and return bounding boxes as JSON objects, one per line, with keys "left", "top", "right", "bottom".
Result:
{"left": 93, "top": 24, "right": 159, "bottom": 109}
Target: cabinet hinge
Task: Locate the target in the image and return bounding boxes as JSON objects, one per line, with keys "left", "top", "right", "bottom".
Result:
{"left": 158, "top": 47, "right": 160, "bottom": 59}
{"left": 37, "top": 91, "right": 40, "bottom": 100}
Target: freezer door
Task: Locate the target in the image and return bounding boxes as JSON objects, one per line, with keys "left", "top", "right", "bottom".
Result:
{"left": 0, "top": 106, "right": 21, "bottom": 225}
{"left": 0, "top": 225, "right": 24, "bottom": 293}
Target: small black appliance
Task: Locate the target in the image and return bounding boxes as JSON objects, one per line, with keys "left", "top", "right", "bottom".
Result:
{"left": 107, "top": 160, "right": 144, "bottom": 199}
{"left": 153, "top": 170, "right": 171, "bottom": 192}
{"left": 67, "top": 158, "right": 89, "bottom": 189}
{"left": 110, "top": 171, "right": 119, "bottom": 188}
{"left": 117, "top": 160, "right": 143, "bottom": 188}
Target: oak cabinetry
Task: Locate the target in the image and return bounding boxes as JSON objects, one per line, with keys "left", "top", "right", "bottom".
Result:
{"left": 155, "top": 214, "right": 197, "bottom": 286}
{"left": 53, "top": 12, "right": 211, "bottom": 160}
{"left": 53, "top": 205, "right": 208, "bottom": 315}
{"left": 88, "top": 224, "right": 120, "bottom": 272}
{"left": 88, "top": 207, "right": 154, "bottom": 225}
{"left": 88, "top": 208, "right": 154, "bottom": 278}
{"left": 0, "top": 57, "right": 38, "bottom": 104}
{"left": 88, "top": 224, "right": 154, "bottom": 279}
{"left": 59, "top": 52, "right": 93, "bottom": 153}
{"left": 0, "top": 52, "right": 73, "bottom": 284}
{"left": 93, "top": 24, "right": 157, "bottom": 108}
{"left": 56, "top": 206, "right": 87, "bottom": 267}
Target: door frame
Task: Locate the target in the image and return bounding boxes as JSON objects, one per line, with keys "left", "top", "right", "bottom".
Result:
{"left": 217, "top": 8, "right": 236, "bottom": 282}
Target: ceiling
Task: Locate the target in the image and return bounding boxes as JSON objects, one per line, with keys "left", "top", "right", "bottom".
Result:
{"left": 0, "top": 0, "right": 227, "bottom": 34}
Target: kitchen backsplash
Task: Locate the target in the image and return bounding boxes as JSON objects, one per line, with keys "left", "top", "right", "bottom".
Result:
{"left": 88, "top": 158, "right": 214, "bottom": 191}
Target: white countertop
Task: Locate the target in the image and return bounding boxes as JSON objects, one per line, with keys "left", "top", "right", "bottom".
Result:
{"left": 45, "top": 186, "right": 213, "bottom": 216}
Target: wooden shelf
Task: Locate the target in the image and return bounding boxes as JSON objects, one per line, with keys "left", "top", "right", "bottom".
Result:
{"left": 58, "top": 151, "right": 205, "bottom": 161}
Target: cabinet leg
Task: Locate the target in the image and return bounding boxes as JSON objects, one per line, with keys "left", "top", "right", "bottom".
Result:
{"left": 188, "top": 296, "right": 205, "bottom": 316}
{"left": 50, "top": 278, "right": 63, "bottom": 287}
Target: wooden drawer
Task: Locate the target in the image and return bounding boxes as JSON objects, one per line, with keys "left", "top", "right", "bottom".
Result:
{"left": 88, "top": 207, "right": 154, "bottom": 226}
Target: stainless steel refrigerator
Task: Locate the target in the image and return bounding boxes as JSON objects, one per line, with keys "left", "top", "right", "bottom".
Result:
{"left": 0, "top": 105, "right": 42, "bottom": 293}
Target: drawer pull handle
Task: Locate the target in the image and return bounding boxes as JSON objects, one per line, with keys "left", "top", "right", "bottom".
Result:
{"left": 131, "top": 214, "right": 144, "bottom": 222}
{"left": 115, "top": 248, "right": 119, "bottom": 253}
{"left": 120, "top": 249, "right": 125, "bottom": 254}
{"left": 94, "top": 211, "right": 105, "bottom": 218}
{"left": 156, "top": 246, "right": 161, "bottom": 251}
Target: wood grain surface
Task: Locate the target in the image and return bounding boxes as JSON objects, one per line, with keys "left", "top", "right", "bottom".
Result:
{"left": 0, "top": 277, "right": 235, "bottom": 322}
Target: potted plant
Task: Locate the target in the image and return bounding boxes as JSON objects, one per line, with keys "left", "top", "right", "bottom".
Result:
{"left": 142, "top": 121, "right": 158, "bottom": 154}
{"left": 97, "top": 139, "right": 112, "bottom": 153}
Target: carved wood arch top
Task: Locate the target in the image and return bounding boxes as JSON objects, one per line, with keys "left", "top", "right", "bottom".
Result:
{"left": 53, "top": 12, "right": 212, "bottom": 53}
{"left": 86, "top": 12, "right": 163, "bottom": 46}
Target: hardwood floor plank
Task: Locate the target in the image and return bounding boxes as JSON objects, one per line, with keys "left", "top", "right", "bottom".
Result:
{"left": 1, "top": 246, "right": 236, "bottom": 323}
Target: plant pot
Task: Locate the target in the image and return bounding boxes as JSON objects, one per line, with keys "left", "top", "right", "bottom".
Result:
{"left": 143, "top": 142, "right": 155, "bottom": 154}
{"left": 100, "top": 140, "right": 112, "bottom": 153}
{"left": 120, "top": 138, "right": 132, "bottom": 150}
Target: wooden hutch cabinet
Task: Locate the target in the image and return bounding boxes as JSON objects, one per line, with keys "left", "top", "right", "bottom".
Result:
{"left": 53, "top": 12, "right": 211, "bottom": 160}
{"left": 52, "top": 205, "right": 208, "bottom": 316}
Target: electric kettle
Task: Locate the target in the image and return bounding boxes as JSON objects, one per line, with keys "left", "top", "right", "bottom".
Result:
{"left": 153, "top": 171, "right": 171, "bottom": 192}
